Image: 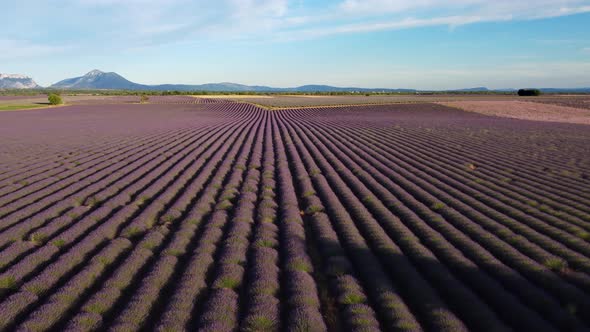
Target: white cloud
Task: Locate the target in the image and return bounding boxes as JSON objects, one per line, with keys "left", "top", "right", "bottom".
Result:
{"left": 274, "top": 14, "right": 506, "bottom": 41}
{"left": 339, "top": 0, "right": 590, "bottom": 18}
{"left": 317, "top": 0, "right": 590, "bottom": 38}
{"left": 230, "top": 0, "right": 288, "bottom": 18}
{"left": 23, "top": 0, "right": 590, "bottom": 43}
{"left": 3, "top": 0, "right": 590, "bottom": 56}
{"left": 214, "top": 0, "right": 590, "bottom": 42}
{"left": 340, "top": 0, "right": 483, "bottom": 14}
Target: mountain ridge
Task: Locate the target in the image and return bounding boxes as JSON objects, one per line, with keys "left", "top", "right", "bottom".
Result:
{"left": 51, "top": 70, "right": 143, "bottom": 90}
{"left": 2, "top": 70, "right": 589, "bottom": 93}
{"left": 0, "top": 73, "right": 40, "bottom": 89}
{"left": 49, "top": 71, "right": 590, "bottom": 93}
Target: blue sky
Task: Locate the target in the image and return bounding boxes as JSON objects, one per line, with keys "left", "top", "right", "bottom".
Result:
{"left": 2, "top": 0, "right": 590, "bottom": 89}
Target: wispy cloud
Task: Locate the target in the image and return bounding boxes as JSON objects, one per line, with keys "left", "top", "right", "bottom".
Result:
{"left": 0, "top": 39, "right": 71, "bottom": 59}
{"left": 3, "top": 0, "right": 590, "bottom": 65}
{"left": 48, "top": 1, "right": 590, "bottom": 41}
{"left": 338, "top": 0, "right": 590, "bottom": 19}
{"left": 297, "top": 0, "right": 590, "bottom": 39}
{"left": 273, "top": 14, "right": 508, "bottom": 41}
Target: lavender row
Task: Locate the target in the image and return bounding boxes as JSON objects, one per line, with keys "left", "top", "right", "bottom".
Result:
{"left": 0, "top": 127, "right": 192, "bottom": 209}
{"left": 279, "top": 117, "right": 404, "bottom": 331}
{"left": 369, "top": 126, "right": 590, "bottom": 230}
{"left": 390, "top": 125, "right": 590, "bottom": 199}
{"left": 0, "top": 120, "right": 249, "bottom": 321}
{"left": 366, "top": 124, "right": 590, "bottom": 218}
{"left": 271, "top": 112, "right": 327, "bottom": 331}
{"left": 294, "top": 105, "right": 590, "bottom": 198}
{"left": 326, "top": 120, "right": 588, "bottom": 287}
{"left": 292, "top": 112, "right": 580, "bottom": 330}
{"left": 0, "top": 126, "right": 196, "bottom": 213}
{"left": 349, "top": 125, "right": 590, "bottom": 270}
{"left": 277, "top": 112, "right": 475, "bottom": 331}
{"left": 0, "top": 126, "right": 199, "bottom": 232}
{"left": 196, "top": 113, "right": 265, "bottom": 331}
{"left": 0, "top": 130, "right": 152, "bottom": 187}
{"left": 15, "top": 238, "right": 131, "bottom": 331}
{"left": 320, "top": 119, "right": 587, "bottom": 267}
{"left": 0, "top": 121, "right": 229, "bottom": 274}
{"left": 294, "top": 116, "right": 564, "bottom": 329}
{"left": 109, "top": 110, "right": 262, "bottom": 331}
{"left": 239, "top": 113, "right": 282, "bottom": 332}
{"left": 0, "top": 128, "right": 178, "bottom": 207}
{"left": 62, "top": 110, "right": 260, "bottom": 329}
{"left": 0, "top": 123, "right": 215, "bottom": 248}
{"left": 0, "top": 128, "right": 168, "bottom": 195}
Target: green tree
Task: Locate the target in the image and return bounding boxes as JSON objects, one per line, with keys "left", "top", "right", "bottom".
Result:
{"left": 517, "top": 89, "right": 541, "bottom": 96}
{"left": 48, "top": 94, "right": 63, "bottom": 105}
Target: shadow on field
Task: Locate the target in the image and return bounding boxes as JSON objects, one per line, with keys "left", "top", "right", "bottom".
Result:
{"left": 317, "top": 233, "right": 590, "bottom": 332}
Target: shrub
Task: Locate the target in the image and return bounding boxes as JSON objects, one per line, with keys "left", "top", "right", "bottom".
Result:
{"left": 48, "top": 93, "right": 63, "bottom": 105}
{"left": 431, "top": 202, "right": 445, "bottom": 211}
{"left": 0, "top": 276, "right": 17, "bottom": 290}
{"left": 216, "top": 277, "right": 241, "bottom": 289}
{"left": 340, "top": 293, "right": 366, "bottom": 305}
{"left": 544, "top": 258, "right": 568, "bottom": 272}
{"left": 29, "top": 232, "right": 48, "bottom": 245}
{"left": 576, "top": 231, "right": 590, "bottom": 241}
{"left": 517, "top": 89, "right": 541, "bottom": 96}
{"left": 242, "top": 315, "right": 277, "bottom": 331}
{"left": 305, "top": 205, "right": 324, "bottom": 215}
{"left": 52, "top": 239, "right": 67, "bottom": 248}
{"left": 140, "top": 94, "right": 149, "bottom": 103}
{"left": 84, "top": 196, "right": 100, "bottom": 207}
{"left": 135, "top": 196, "right": 149, "bottom": 207}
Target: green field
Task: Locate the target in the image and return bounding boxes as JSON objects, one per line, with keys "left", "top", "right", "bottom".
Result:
{"left": 0, "top": 104, "right": 46, "bottom": 111}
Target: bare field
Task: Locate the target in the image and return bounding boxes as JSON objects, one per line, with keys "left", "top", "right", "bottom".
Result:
{"left": 0, "top": 95, "right": 46, "bottom": 101}
{"left": 440, "top": 100, "right": 590, "bottom": 125}
{"left": 534, "top": 98, "right": 590, "bottom": 110}
{"left": 192, "top": 95, "right": 274, "bottom": 99}
{"left": 212, "top": 94, "right": 590, "bottom": 109}
{"left": 0, "top": 95, "right": 139, "bottom": 111}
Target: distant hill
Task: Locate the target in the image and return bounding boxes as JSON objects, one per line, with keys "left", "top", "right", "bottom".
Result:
{"left": 0, "top": 73, "right": 40, "bottom": 89}
{"left": 155, "top": 82, "right": 277, "bottom": 92}
{"left": 453, "top": 87, "right": 490, "bottom": 92}
{"left": 51, "top": 70, "right": 147, "bottom": 90}
{"left": 45, "top": 70, "right": 590, "bottom": 93}
{"left": 539, "top": 87, "right": 590, "bottom": 93}
{"left": 49, "top": 70, "right": 418, "bottom": 92}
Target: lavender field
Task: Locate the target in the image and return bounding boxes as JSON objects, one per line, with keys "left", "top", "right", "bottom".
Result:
{"left": 1, "top": 100, "right": 590, "bottom": 331}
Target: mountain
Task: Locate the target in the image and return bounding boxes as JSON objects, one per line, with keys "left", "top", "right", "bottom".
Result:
{"left": 51, "top": 70, "right": 147, "bottom": 90}
{"left": 49, "top": 70, "right": 590, "bottom": 93}
{"left": 0, "top": 73, "right": 40, "bottom": 89}
{"left": 289, "top": 85, "right": 416, "bottom": 93}
{"left": 539, "top": 87, "right": 590, "bottom": 93}
{"left": 49, "top": 70, "right": 417, "bottom": 92}
{"left": 153, "top": 82, "right": 276, "bottom": 92}
{"left": 453, "top": 87, "right": 490, "bottom": 92}
{"left": 497, "top": 87, "right": 590, "bottom": 93}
